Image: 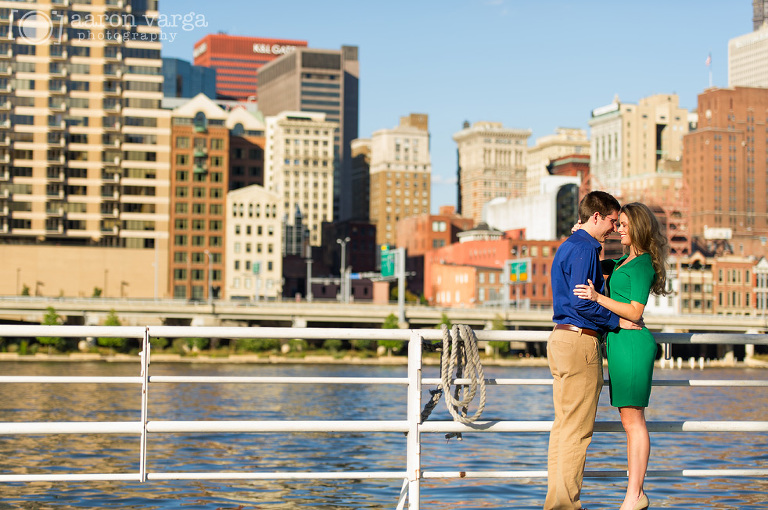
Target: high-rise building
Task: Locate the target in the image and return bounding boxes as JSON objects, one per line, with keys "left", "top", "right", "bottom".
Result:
{"left": 525, "top": 128, "right": 589, "bottom": 196}
{"left": 453, "top": 121, "right": 531, "bottom": 224}
{"left": 257, "top": 45, "right": 359, "bottom": 221}
{"left": 683, "top": 86, "right": 768, "bottom": 256}
{"left": 0, "top": 0, "right": 172, "bottom": 297}
{"left": 754, "top": 0, "right": 768, "bottom": 30}
{"left": 226, "top": 184, "right": 283, "bottom": 301}
{"left": 349, "top": 138, "right": 371, "bottom": 221}
{"left": 729, "top": 25, "right": 768, "bottom": 88}
{"left": 368, "top": 113, "right": 431, "bottom": 246}
{"left": 226, "top": 107, "right": 266, "bottom": 190}
{"left": 162, "top": 58, "right": 216, "bottom": 99}
{"left": 589, "top": 94, "right": 693, "bottom": 255}
{"left": 264, "top": 111, "right": 336, "bottom": 246}
{"left": 192, "top": 34, "right": 308, "bottom": 101}
{"left": 168, "top": 95, "right": 230, "bottom": 300}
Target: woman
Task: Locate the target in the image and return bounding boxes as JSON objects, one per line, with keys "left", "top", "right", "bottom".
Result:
{"left": 573, "top": 202, "right": 669, "bottom": 510}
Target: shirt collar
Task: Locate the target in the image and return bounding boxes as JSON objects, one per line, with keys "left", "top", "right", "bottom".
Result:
{"left": 573, "top": 228, "right": 602, "bottom": 252}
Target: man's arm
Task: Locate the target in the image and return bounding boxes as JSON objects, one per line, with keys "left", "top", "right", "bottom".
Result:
{"left": 567, "top": 250, "right": 620, "bottom": 331}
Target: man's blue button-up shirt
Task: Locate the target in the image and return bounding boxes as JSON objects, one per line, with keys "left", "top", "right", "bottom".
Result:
{"left": 551, "top": 229, "right": 620, "bottom": 333}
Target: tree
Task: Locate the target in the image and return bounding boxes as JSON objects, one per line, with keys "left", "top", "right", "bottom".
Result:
{"left": 21, "top": 284, "right": 30, "bottom": 296}
{"left": 436, "top": 313, "right": 452, "bottom": 330}
{"left": 92, "top": 287, "right": 102, "bottom": 298}
{"left": 488, "top": 315, "right": 510, "bottom": 358}
{"left": 97, "top": 309, "right": 126, "bottom": 354}
{"left": 37, "top": 306, "right": 63, "bottom": 354}
{"left": 378, "top": 313, "right": 403, "bottom": 356}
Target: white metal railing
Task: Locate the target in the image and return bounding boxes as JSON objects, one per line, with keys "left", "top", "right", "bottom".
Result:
{"left": 0, "top": 325, "right": 767, "bottom": 510}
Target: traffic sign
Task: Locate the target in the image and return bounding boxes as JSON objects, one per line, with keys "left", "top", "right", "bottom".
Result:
{"left": 381, "top": 250, "right": 396, "bottom": 278}
{"left": 252, "top": 261, "right": 261, "bottom": 275}
{"left": 507, "top": 258, "right": 530, "bottom": 284}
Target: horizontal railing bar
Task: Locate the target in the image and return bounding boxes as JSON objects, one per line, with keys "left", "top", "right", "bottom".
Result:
{"left": 3, "top": 420, "right": 766, "bottom": 435}
{"left": 0, "top": 376, "right": 760, "bottom": 388}
{"left": 148, "top": 376, "right": 409, "bottom": 385}
{"left": 423, "top": 378, "right": 768, "bottom": 387}
{"left": 0, "top": 474, "right": 141, "bottom": 482}
{"left": 147, "top": 471, "right": 407, "bottom": 480}
{"left": 0, "top": 422, "right": 141, "bottom": 434}
{"left": 2, "top": 325, "right": 768, "bottom": 345}
{"left": 0, "top": 325, "right": 147, "bottom": 338}
{"left": 422, "top": 468, "right": 768, "bottom": 479}
{"left": 0, "top": 376, "right": 143, "bottom": 384}
{"left": 146, "top": 420, "right": 410, "bottom": 433}
{"left": 3, "top": 468, "right": 765, "bottom": 484}
{"left": 419, "top": 421, "right": 768, "bottom": 433}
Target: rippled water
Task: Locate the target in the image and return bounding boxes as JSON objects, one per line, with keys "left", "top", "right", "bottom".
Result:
{"left": 0, "top": 361, "right": 766, "bottom": 509}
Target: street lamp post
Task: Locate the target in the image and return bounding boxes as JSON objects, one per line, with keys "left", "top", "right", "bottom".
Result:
{"left": 336, "top": 237, "right": 350, "bottom": 304}
{"left": 16, "top": 267, "right": 20, "bottom": 295}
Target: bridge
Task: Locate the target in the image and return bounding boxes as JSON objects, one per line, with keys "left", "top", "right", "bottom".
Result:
{"left": 1, "top": 296, "right": 767, "bottom": 333}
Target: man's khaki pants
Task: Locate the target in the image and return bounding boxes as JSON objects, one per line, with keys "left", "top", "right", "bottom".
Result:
{"left": 543, "top": 327, "right": 603, "bottom": 510}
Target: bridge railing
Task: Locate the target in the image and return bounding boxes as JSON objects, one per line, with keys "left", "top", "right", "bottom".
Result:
{"left": 0, "top": 325, "right": 766, "bottom": 510}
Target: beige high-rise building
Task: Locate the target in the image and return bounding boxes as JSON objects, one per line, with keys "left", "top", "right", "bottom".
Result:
{"left": 729, "top": 25, "right": 768, "bottom": 88}
{"left": 368, "top": 113, "right": 431, "bottom": 246}
{"left": 0, "top": 0, "right": 171, "bottom": 298}
{"left": 453, "top": 121, "right": 531, "bottom": 224}
{"left": 264, "top": 111, "right": 336, "bottom": 246}
{"left": 589, "top": 94, "right": 691, "bottom": 202}
{"left": 226, "top": 184, "right": 283, "bottom": 301}
{"left": 525, "top": 128, "right": 589, "bottom": 196}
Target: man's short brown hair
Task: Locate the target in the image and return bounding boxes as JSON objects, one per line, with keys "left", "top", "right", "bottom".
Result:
{"left": 578, "top": 191, "right": 620, "bottom": 223}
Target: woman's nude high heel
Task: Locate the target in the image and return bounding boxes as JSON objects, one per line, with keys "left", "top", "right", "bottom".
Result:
{"left": 633, "top": 493, "right": 649, "bottom": 510}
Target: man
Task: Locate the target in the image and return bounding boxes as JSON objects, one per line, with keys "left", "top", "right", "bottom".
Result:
{"left": 544, "top": 191, "right": 635, "bottom": 510}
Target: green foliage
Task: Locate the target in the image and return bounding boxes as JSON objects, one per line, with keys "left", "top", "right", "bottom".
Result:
{"left": 351, "top": 338, "right": 377, "bottom": 351}
{"left": 436, "top": 313, "right": 452, "bottom": 329}
{"left": 21, "top": 284, "right": 30, "bottom": 296}
{"left": 186, "top": 337, "right": 209, "bottom": 351}
{"left": 235, "top": 338, "right": 280, "bottom": 353}
{"left": 323, "top": 338, "right": 342, "bottom": 352}
{"left": 289, "top": 339, "right": 308, "bottom": 352}
{"left": 382, "top": 313, "right": 400, "bottom": 329}
{"left": 390, "top": 287, "right": 421, "bottom": 303}
{"left": 379, "top": 313, "right": 403, "bottom": 354}
{"left": 92, "top": 287, "right": 103, "bottom": 298}
{"left": 97, "top": 309, "right": 127, "bottom": 353}
{"left": 491, "top": 315, "right": 506, "bottom": 330}
{"left": 37, "top": 306, "right": 63, "bottom": 353}
{"left": 150, "top": 337, "right": 169, "bottom": 350}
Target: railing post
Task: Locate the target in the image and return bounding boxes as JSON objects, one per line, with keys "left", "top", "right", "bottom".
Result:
{"left": 405, "top": 331, "right": 423, "bottom": 510}
{"left": 139, "top": 327, "right": 150, "bottom": 482}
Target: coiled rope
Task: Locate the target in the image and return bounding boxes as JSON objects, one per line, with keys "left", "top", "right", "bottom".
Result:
{"left": 420, "top": 324, "right": 487, "bottom": 440}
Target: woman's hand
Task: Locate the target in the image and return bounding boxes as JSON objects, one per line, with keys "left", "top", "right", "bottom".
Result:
{"left": 571, "top": 220, "right": 582, "bottom": 234}
{"left": 573, "top": 279, "right": 599, "bottom": 302}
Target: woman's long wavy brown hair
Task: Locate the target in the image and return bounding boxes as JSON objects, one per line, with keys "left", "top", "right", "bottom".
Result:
{"left": 621, "top": 202, "right": 669, "bottom": 296}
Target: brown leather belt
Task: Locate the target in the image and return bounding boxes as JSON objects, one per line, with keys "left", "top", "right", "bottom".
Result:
{"left": 553, "top": 323, "right": 600, "bottom": 338}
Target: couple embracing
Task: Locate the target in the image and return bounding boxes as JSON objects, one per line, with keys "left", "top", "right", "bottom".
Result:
{"left": 545, "top": 191, "right": 669, "bottom": 510}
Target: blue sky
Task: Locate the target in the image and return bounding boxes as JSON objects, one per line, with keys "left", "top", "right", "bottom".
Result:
{"left": 159, "top": 0, "right": 749, "bottom": 213}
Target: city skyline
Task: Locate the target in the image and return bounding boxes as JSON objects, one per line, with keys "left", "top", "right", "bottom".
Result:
{"left": 160, "top": 0, "right": 749, "bottom": 213}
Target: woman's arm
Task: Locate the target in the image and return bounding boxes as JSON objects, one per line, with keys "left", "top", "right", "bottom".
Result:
{"left": 573, "top": 279, "right": 645, "bottom": 322}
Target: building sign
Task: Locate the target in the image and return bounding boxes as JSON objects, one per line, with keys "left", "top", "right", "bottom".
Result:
{"left": 506, "top": 258, "right": 530, "bottom": 284}
{"left": 253, "top": 43, "right": 297, "bottom": 55}
{"left": 193, "top": 42, "right": 207, "bottom": 58}
{"left": 704, "top": 227, "right": 733, "bottom": 240}
{"left": 591, "top": 102, "right": 620, "bottom": 118}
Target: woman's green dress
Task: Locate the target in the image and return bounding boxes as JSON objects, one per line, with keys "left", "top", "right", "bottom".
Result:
{"left": 606, "top": 253, "right": 657, "bottom": 408}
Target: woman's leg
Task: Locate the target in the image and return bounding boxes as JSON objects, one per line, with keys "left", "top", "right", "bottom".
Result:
{"left": 619, "top": 406, "right": 649, "bottom": 510}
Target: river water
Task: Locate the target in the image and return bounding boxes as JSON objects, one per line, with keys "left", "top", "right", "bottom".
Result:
{"left": 0, "top": 361, "right": 766, "bottom": 509}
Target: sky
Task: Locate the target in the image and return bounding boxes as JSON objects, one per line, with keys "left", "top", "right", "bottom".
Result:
{"left": 159, "top": 0, "right": 751, "bottom": 213}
